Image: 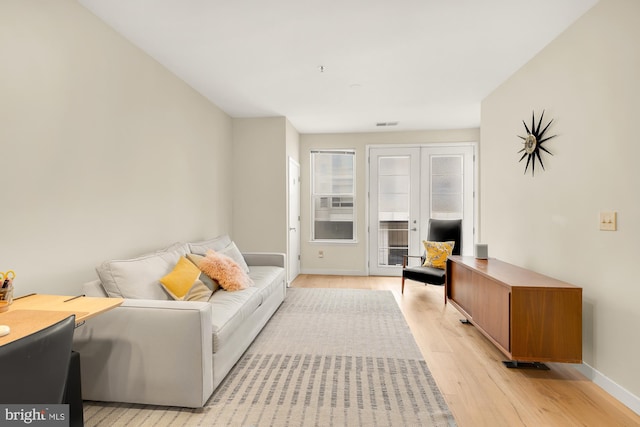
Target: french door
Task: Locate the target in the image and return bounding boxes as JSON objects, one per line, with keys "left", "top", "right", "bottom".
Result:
{"left": 368, "top": 145, "right": 474, "bottom": 276}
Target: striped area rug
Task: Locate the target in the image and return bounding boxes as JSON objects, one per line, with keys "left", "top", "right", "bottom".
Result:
{"left": 84, "top": 288, "right": 456, "bottom": 426}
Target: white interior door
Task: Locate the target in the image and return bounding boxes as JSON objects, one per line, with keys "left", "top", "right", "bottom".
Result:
{"left": 369, "top": 147, "right": 421, "bottom": 276}
{"left": 287, "top": 158, "right": 301, "bottom": 284}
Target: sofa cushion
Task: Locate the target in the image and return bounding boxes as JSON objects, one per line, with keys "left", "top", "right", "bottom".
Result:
{"left": 249, "top": 266, "right": 286, "bottom": 304}
{"left": 188, "top": 235, "right": 232, "bottom": 256}
{"left": 96, "top": 242, "right": 189, "bottom": 299}
{"left": 217, "top": 242, "right": 250, "bottom": 274}
{"left": 209, "top": 287, "right": 261, "bottom": 353}
{"left": 403, "top": 265, "right": 447, "bottom": 286}
{"left": 189, "top": 235, "right": 250, "bottom": 274}
{"left": 207, "top": 265, "right": 284, "bottom": 353}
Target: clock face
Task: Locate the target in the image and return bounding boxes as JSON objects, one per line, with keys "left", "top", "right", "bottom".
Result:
{"left": 524, "top": 134, "right": 537, "bottom": 154}
{"left": 517, "top": 110, "right": 556, "bottom": 176}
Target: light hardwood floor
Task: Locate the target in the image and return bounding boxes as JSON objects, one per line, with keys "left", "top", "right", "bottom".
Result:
{"left": 291, "top": 274, "right": 640, "bottom": 427}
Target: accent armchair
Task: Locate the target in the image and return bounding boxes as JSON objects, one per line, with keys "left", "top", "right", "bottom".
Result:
{"left": 401, "top": 219, "right": 462, "bottom": 295}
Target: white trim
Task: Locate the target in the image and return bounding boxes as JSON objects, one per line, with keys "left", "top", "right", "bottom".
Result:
{"left": 310, "top": 149, "right": 357, "bottom": 242}
{"left": 573, "top": 363, "right": 640, "bottom": 415}
{"left": 364, "top": 146, "right": 370, "bottom": 276}
{"left": 366, "top": 142, "right": 476, "bottom": 149}
{"left": 300, "top": 268, "right": 367, "bottom": 276}
{"left": 287, "top": 157, "right": 301, "bottom": 284}
{"left": 308, "top": 239, "right": 358, "bottom": 245}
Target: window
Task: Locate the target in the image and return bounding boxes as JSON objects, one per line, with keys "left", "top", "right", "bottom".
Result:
{"left": 311, "top": 150, "right": 355, "bottom": 241}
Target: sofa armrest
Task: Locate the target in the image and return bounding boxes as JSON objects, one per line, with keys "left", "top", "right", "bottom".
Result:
{"left": 82, "top": 279, "right": 108, "bottom": 297}
{"left": 72, "top": 298, "right": 213, "bottom": 407}
{"left": 243, "top": 252, "right": 286, "bottom": 268}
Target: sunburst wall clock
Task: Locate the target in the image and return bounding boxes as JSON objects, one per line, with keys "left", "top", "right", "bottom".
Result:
{"left": 517, "top": 110, "right": 557, "bottom": 176}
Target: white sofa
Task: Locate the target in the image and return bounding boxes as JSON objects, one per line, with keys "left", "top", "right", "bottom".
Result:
{"left": 72, "top": 235, "right": 286, "bottom": 408}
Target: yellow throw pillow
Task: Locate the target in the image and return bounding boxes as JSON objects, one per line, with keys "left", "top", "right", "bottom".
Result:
{"left": 160, "top": 256, "right": 202, "bottom": 299}
{"left": 422, "top": 241, "right": 455, "bottom": 270}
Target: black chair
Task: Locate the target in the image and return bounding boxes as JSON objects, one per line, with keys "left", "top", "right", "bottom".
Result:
{"left": 0, "top": 314, "right": 75, "bottom": 404}
{"left": 401, "top": 219, "right": 462, "bottom": 295}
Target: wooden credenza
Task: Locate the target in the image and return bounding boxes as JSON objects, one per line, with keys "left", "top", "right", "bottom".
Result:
{"left": 446, "top": 256, "right": 582, "bottom": 364}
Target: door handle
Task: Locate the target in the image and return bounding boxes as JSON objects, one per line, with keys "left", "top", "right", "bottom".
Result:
{"left": 411, "top": 227, "right": 417, "bottom": 231}
{"left": 289, "top": 227, "right": 297, "bottom": 231}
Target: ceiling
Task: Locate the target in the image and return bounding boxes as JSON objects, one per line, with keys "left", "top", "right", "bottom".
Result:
{"left": 78, "top": 0, "right": 598, "bottom": 134}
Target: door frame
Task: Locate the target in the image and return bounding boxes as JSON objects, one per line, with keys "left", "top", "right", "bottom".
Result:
{"left": 366, "top": 143, "right": 477, "bottom": 276}
{"left": 287, "top": 157, "right": 301, "bottom": 284}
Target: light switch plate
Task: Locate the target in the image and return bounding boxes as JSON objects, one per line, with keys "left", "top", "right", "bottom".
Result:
{"left": 599, "top": 211, "right": 617, "bottom": 231}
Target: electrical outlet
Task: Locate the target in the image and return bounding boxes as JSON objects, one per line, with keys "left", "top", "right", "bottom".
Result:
{"left": 318, "top": 250, "right": 324, "bottom": 258}
{"left": 599, "top": 211, "right": 617, "bottom": 231}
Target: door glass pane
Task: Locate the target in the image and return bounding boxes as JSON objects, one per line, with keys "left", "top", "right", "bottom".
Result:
{"left": 379, "top": 193, "right": 409, "bottom": 215}
{"left": 432, "top": 156, "right": 462, "bottom": 175}
{"left": 377, "top": 156, "right": 409, "bottom": 267}
{"left": 431, "top": 155, "right": 463, "bottom": 219}
{"left": 432, "top": 175, "right": 462, "bottom": 194}
{"left": 379, "top": 175, "right": 409, "bottom": 194}
{"left": 379, "top": 156, "right": 409, "bottom": 175}
{"left": 432, "top": 194, "right": 462, "bottom": 214}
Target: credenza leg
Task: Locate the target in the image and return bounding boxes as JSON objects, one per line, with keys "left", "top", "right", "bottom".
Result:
{"left": 502, "top": 360, "right": 550, "bottom": 370}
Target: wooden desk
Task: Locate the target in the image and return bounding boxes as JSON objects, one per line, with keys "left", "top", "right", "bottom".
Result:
{"left": 0, "top": 294, "right": 123, "bottom": 346}
{"left": 0, "top": 294, "right": 122, "bottom": 427}
{"left": 446, "top": 256, "right": 582, "bottom": 365}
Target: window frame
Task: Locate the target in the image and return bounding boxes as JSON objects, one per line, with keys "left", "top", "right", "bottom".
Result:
{"left": 310, "top": 149, "right": 357, "bottom": 243}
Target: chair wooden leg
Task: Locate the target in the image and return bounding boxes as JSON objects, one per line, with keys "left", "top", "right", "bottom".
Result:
{"left": 401, "top": 276, "right": 405, "bottom": 294}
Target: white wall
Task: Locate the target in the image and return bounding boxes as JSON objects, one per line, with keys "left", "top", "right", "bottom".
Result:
{"left": 481, "top": 0, "right": 640, "bottom": 405}
{"left": 0, "top": 0, "right": 233, "bottom": 295}
{"left": 300, "top": 129, "right": 479, "bottom": 275}
{"left": 286, "top": 120, "right": 300, "bottom": 165}
{"left": 232, "top": 117, "right": 290, "bottom": 254}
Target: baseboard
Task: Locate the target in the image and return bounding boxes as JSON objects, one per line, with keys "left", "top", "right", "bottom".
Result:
{"left": 573, "top": 363, "right": 640, "bottom": 415}
{"left": 300, "top": 268, "right": 367, "bottom": 276}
